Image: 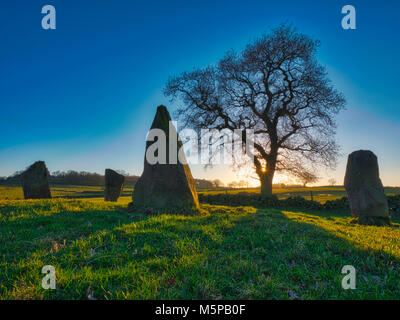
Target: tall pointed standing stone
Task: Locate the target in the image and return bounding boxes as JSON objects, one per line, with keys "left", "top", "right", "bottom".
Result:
{"left": 344, "top": 150, "right": 390, "bottom": 226}
{"left": 104, "top": 169, "right": 125, "bottom": 202}
{"left": 132, "top": 105, "right": 199, "bottom": 212}
{"left": 21, "top": 161, "right": 52, "bottom": 199}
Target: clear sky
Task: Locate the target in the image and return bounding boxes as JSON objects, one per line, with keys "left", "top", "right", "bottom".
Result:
{"left": 0, "top": 0, "right": 399, "bottom": 186}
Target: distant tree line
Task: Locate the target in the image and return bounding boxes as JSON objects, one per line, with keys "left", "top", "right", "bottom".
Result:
{"left": 0, "top": 170, "right": 337, "bottom": 189}
{"left": 0, "top": 170, "right": 226, "bottom": 189}
{"left": 0, "top": 170, "right": 139, "bottom": 187}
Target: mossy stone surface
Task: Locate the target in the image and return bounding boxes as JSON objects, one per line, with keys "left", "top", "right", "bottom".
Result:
{"left": 21, "top": 161, "right": 52, "bottom": 199}
{"left": 344, "top": 150, "right": 390, "bottom": 226}
{"left": 104, "top": 169, "right": 125, "bottom": 202}
{"left": 132, "top": 105, "right": 199, "bottom": 212}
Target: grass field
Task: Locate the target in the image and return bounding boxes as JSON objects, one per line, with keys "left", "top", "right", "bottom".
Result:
{"left": 0, "top": 185, "right": 133, "bottom": 200}
{"left": 1, "top": 185, "right": 400, "bottom": 299}
{"left": 1, "top": 185, "right": 399, "bottom": 202}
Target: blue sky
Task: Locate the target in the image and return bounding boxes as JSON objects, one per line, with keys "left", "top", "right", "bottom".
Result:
{"left": 0, "top": 0, "right": 399, "bottom": 186}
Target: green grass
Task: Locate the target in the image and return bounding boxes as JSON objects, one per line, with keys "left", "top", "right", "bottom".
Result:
{"left": 1, "top": 194, "right": 400, "bottom": 300}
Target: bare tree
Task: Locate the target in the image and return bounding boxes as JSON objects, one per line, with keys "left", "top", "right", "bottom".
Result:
{"left": 228, "top": 181, "right": 238, "bottom": 189}
{"left": 212, "top": 179, "right": 224, "bottom": 188}
{"left": 297, "top": 171, "right": 319, "bottom": 187}
{"left": 238, "top": 180, "right": 249, "bottom": 189}
{"left": 165, "top": 24, "right": 345, "bottom": 197}
{"left": 328, "top": 178, "right": 337, "bottom": 186}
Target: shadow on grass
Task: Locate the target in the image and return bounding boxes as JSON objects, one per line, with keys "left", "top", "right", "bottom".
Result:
{"left": 1, "top": 204, "right": 400, "bottom": 299}
{"left": 195, "top": 208, "right": 400, "bottom": 299}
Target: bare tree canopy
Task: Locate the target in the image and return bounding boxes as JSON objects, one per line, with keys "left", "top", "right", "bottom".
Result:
{"left": 165, "top": 24, "right": 345, "bottom": 197}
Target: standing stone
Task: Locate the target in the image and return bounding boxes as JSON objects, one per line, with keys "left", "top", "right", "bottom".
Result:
{"left": 131, "top": 105, "right": 199, "bottom": 212}
{"left": 104, "top": 169, "right": 125, "bottom": 202}
{"left": 344, "top": 150, "right": 390, "bottom": 226}
{"left": 21, "top": 161, "right": 52, "bottom": 199}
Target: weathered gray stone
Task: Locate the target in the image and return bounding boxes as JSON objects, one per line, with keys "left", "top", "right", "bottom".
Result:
{"left": 104, "top": 169, "right": 125, "bottom": 202}
{"left": 21, "top": 161, "right": 52, "bottom": 199}
{"left": 131, "top": 105, "right": 199, "bottom": 212}
{"left": 344, "top": 150, "right": 390, "bottom": 226}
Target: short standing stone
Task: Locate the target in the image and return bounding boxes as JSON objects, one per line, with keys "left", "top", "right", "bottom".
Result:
{"left": 344, "top": 150, "right": 390, "bottom": 226}
{"left": 104, "top": 169, "right": 125, "bottom": 202}
{"left": 21, "top": 161, "right": 52, "bottom": 199}
{"left": 131, "top": 105, "right": 199, "bottom": 212}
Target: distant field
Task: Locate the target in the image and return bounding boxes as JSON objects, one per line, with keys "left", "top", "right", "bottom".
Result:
{"left": 0, "top": 185, "right": 133, "bottom": 200}
{"left": 1, "top": 185, "right": 399, "bottom": 203}
{"left": 200, "top": 186, "right": 349, "bottom": 203}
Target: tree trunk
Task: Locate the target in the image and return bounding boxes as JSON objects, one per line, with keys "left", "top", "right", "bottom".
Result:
{"left": 260, "top": 171, "right": 274, "bottom": 198}
{"left": 258, "top": 151, "right": 277, "bottom": 198}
